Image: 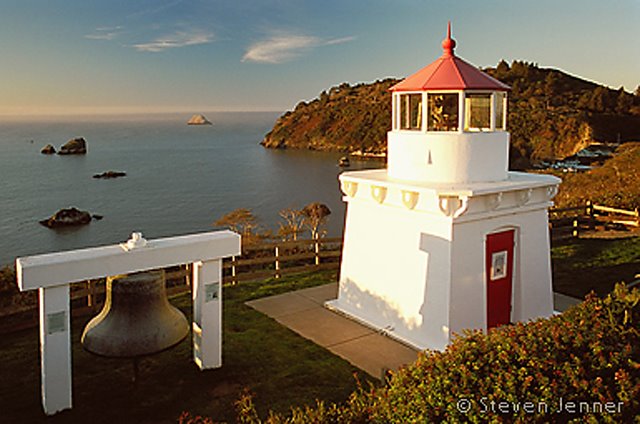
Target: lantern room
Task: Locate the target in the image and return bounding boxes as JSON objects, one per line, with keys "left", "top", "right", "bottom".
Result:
{"left": 387, "top": 23, "right": 511, "bottom": 184}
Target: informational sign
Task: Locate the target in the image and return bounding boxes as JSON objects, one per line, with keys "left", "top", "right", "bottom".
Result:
{"left": 490, "top": 250, "right": 508, "bottom": 280}
{"left": 205, "top": 282, "right": 219, "bottom": 302}
{"left": 46, "top": 311, "right": 67, "bottom": 335}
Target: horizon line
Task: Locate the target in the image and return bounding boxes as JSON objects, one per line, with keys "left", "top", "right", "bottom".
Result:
{"left": 0, "top": 107, "right": 286, "bottom": 119}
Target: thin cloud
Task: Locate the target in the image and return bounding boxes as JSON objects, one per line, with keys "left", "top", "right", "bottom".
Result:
{"left": 133, "top": 30, "right": 214, "bottom": 52}
{"left": 324, "top": 36, "right": 356, "bottom": 46}
{"left": 242, "top": 33, "right": 355, "bottom": 64}
{"left": 85, "top": 26, "right": 123, "bottom": 41}
{"left": 127, "top": 0, "right": 184, "bottom": 19}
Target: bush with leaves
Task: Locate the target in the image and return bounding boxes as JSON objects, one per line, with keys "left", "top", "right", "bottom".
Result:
{"left": 226, "top": 284, "right": 639, "bottom": 423}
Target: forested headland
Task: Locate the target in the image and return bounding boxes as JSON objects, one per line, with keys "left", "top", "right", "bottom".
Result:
{"left": 261, "top": 61, "right": 640, "bottom": 169}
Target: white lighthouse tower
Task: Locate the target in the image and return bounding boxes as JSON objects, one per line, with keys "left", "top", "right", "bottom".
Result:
{"left": 327, "top": 24, "right": 561, "bottom": 351}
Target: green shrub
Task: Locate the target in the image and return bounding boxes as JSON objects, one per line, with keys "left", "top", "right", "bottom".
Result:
{"left": 228, "top": 283, "right": 639, "bottom": 423}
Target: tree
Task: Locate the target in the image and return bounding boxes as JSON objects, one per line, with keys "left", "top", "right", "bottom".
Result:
{"left": 544, "top": 72, "right": 561, "bottom": 109}
{"left": 214, "top": 208, "right": 262, "bottom": 244}
{"left": 590, "top": 86, "right": 613, "bottom": 113}
{"left": 495, "top": 59, "right": 510, "bottom": 78}
{"left": 277, "top": 207, "right": 306, "bottom": 241}
{"left": 301, "top": 203, "right": 331, "bottom": 239}
{"left": 616, "top": 88, "right": 633, "bottom": 114}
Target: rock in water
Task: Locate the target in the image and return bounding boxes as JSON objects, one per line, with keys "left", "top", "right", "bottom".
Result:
{"left": 39, "top": 207, "right": 93, "bottom": 228}
{"left": 58, "top": 137, "right": 87, "bottom": 155}
{"left": 93, "top": 171, "right": 126, "bottom": 179}
{"left": 187, "top": 114, "right": 212, "bottom": 125}
{"left": 41, "top": 144, "right": 56, "bottom": 154}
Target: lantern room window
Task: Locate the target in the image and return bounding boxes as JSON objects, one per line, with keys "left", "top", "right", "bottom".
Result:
{"left": 495, "top": 92, "right": 506, "bottom": 130}
{"left": 427, "top": 93, "right": 459, "bottom": 131}
{"left": 464, "top": 94, "right": 491, "bottom": 131}
{"left": 399, "top": 94, "right": 422, "bottom": 130}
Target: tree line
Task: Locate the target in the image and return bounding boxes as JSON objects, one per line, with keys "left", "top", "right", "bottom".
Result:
{"left": 213, "top": 202, "right": 332, "bottom": 246}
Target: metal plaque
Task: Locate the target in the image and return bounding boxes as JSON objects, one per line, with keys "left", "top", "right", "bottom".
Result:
{"left": 205, "top": 283, "right": 219, "bottom": 302}
{"left": 46, "top": 311, "right": 67, "bottom": 335}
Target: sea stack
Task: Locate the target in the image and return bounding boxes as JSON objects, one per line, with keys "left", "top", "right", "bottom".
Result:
{"left": 58, "top": 137, "right": 87, "bottom": 155}
{"left": 41, "top": 144, "right": 56, "bottom": 154}
{"left": 187, "top": 114, "right": 212, "bottom": 125}
{"left": 39, "top": 207, "right": 94, "bottom": 228}
{"left": 93, "top": 171, "right": 127, "bottom": 179}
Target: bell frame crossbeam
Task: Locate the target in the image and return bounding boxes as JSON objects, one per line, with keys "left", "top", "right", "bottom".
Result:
{"left": 15, "top": 230, "right": 241, "bottom": 416}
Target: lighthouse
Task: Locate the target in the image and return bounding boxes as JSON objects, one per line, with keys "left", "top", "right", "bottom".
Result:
{"left": 326, "top": 24, "right": 561, "bottom": 351}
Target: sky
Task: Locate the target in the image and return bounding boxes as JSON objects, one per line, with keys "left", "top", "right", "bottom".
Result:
{"left": 0, "top": 0, "right": 638, "bottom": 116}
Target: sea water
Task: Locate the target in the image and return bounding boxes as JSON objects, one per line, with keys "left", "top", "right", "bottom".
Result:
{"left": 0, "top": 112, "right": 381, "bottom": 267}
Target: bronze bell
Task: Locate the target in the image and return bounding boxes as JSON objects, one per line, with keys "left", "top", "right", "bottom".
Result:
{"left": 81, "top": 270, "right": 189, "bottom": 358}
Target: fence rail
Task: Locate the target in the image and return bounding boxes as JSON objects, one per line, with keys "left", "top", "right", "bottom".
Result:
{"left": 549, "top": 201, "right": 639, "bottom": 240}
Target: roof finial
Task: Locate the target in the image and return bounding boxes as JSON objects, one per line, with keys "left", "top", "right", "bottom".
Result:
{"left": 442, "top": 21, "right": 456, "bottom": 56}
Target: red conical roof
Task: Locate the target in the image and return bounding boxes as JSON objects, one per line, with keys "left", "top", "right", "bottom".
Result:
{"left": 391, "top": 23, "right": 510, "bottom": 92}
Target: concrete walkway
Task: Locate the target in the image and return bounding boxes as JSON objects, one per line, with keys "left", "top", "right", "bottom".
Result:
{"left": 246, "top": 283, "right": 581, "bottom": 380}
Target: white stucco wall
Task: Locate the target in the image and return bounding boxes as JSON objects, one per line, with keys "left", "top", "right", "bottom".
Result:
{"left": 333, "top": 197, "right": 454, "bottom": 350}
{"left": 387, "top": 131, "right": 509, "bottom": 184}
{"left": 332, "top": 170, "right": 559, "bottom": 351}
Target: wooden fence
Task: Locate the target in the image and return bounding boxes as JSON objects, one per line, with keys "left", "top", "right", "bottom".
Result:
{"left": 0, "top": 237, "right": 343, "bottom": 332}
{"left": 549, "top": 201, "right": 639, "bottom": 240}
{"left": 1, "top": 203, "right": 638, "bottom": 333}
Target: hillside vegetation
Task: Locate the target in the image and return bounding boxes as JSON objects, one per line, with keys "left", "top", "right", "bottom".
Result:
{"left": 262, "top": 79, "right": 396, "bottom": 155}
{"left": 554, "top": 142, "right": 640, "bottom": 210}
{"left": 261, "top": 61, "right": 640, "bottom": 169}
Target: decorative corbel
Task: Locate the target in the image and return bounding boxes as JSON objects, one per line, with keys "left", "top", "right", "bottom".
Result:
{"left": 546, "top": 185, "right": 558, "bottom": 199}
{"left": 485, "top": 192, "right": 503, "bottom": 210}
{"left": 516, "top": 188, "right": 533, "bottom": 206}
{"left": 438, "top": 195, "right": 468, "bottom": 218}
{"left": 401, "top": 190, "right": 419, "bottom": 210}
{"left": 371, "top": 185, "right": 387, "bottom": 204}
{"left": 340, "top": 180, "right": 358, "bottom": 198}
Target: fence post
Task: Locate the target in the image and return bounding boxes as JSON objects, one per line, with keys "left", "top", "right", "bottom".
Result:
{"left": 586, "top": 200, "right": 594, "bottom": 229}
{"left": 86, "top": 280, "right": 93, "bottom": 309}
{"left": 275, "top": 245, "right": 280, "bottom": 279}
{"left": 185, "top": 264, "right": 191, "bottom": 287}
{"left": 231, "top": 256, "right": 237, "bottom": 285}
{"left": 572, "top": 219, "right": 579, "bottom": 238}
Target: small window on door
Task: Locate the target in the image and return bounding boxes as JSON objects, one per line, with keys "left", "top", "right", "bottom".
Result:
{"left": 490, "top": 250, "right": 508, "bottom": 280}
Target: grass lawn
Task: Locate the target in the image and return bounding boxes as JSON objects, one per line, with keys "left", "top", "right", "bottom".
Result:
{"left": 552, "top": 236, "right": 640, "bottom": 298}
{"left": 0, "top": 270, "right": 375, "bottom": 423}
{"left": 1, "top": 236, "right": 638, "bottom": 422}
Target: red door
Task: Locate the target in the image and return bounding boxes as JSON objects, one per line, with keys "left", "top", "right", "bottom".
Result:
{"left": 486, "top": 229, "right": 515, "bottom": 329}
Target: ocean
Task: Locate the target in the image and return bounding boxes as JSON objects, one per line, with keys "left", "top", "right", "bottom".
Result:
{"left": 0, "top": 112, "right": 381, "bottom": 268}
